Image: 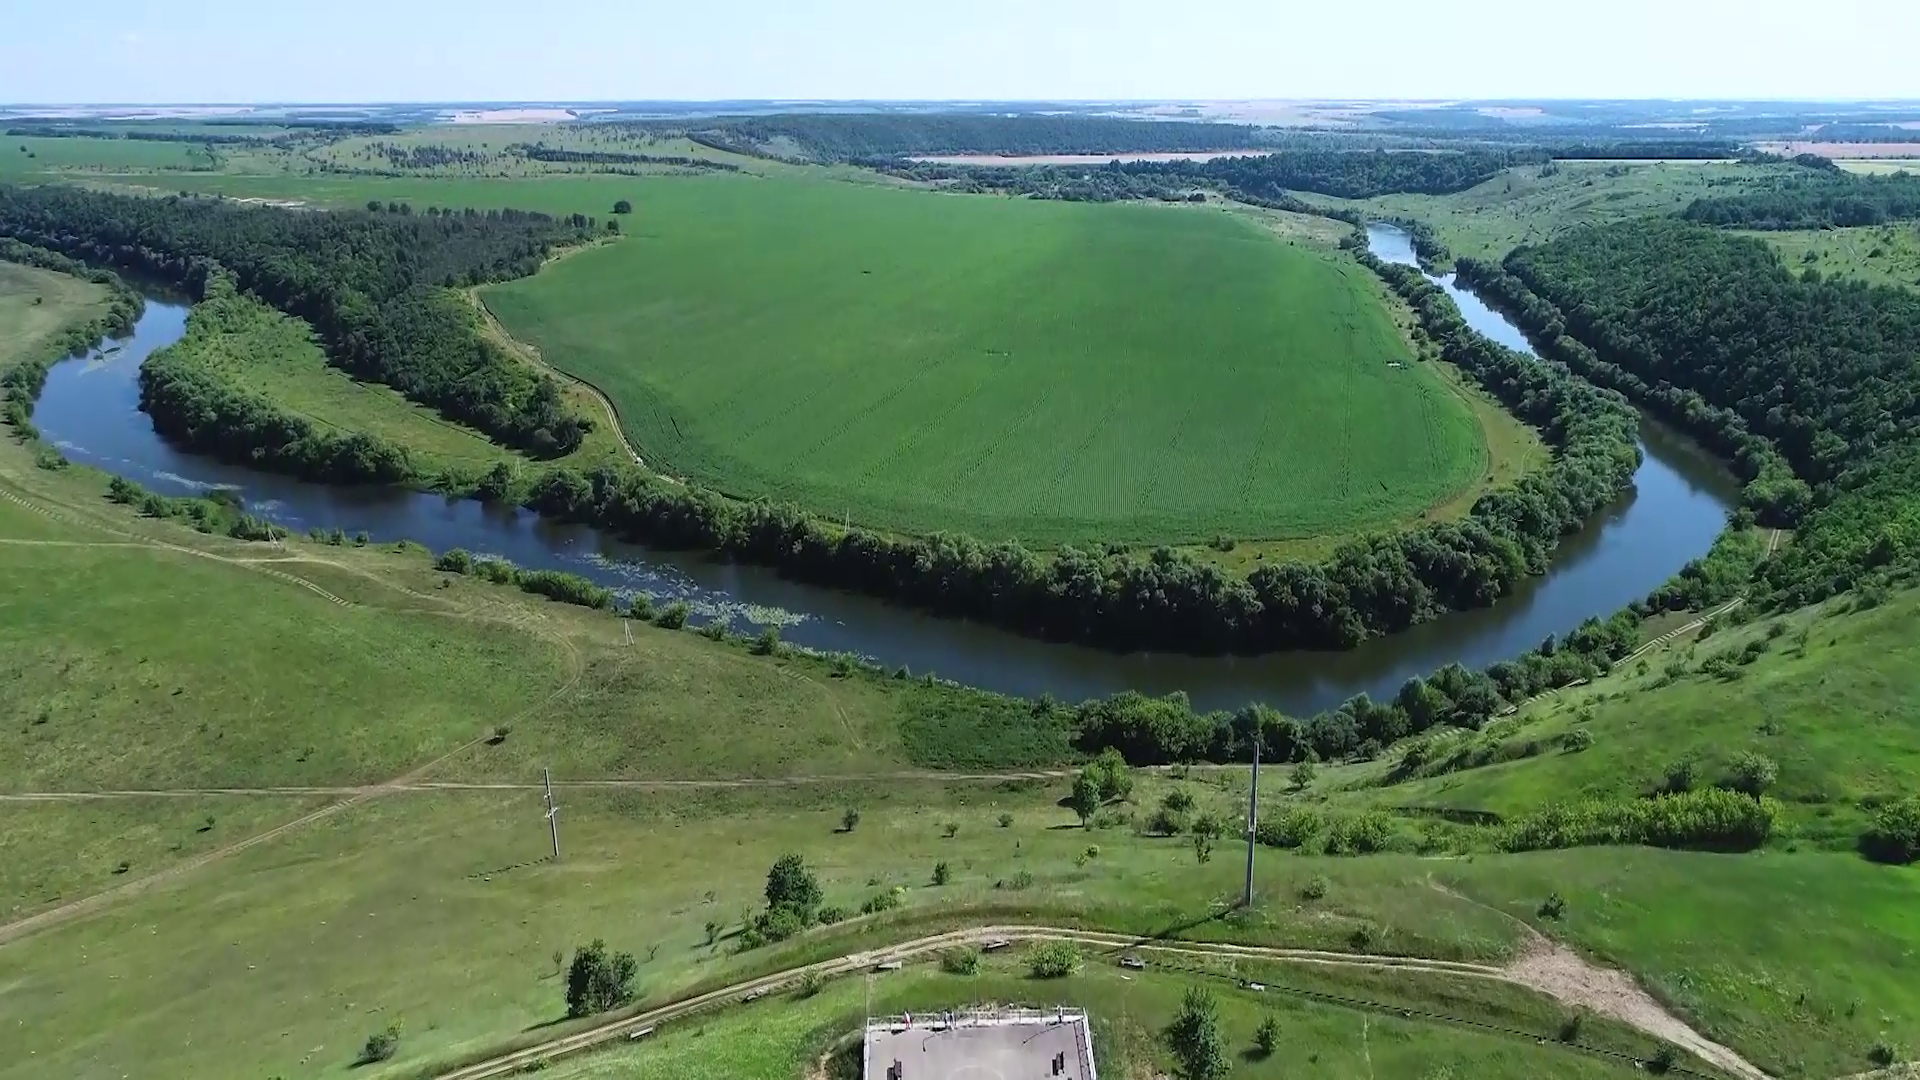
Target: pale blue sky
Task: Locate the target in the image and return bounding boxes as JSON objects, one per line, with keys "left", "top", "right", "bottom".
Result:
{"left": 3, "top": 0, "right": 1917, "bottom": 105}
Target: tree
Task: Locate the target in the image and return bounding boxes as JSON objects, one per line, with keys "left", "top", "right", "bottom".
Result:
{"left": 1725, "top": 751, "right": 1778, "bottom": 796}
{"left": 764, "top": 854, "right": 822, "bottom": 916}
{"left": 1166, "top": 986, "right": 1230, "bottom": 1080}
{"left": 932, "top": 860, "right": 951, "bottom": 886}
{"left": 356, "top": 1021, "right": 403, "bottom": 1064}
{"left": 612, "top": 199, "right": 633, "bottom": 214}
{"left": 1068, "top": 770, "right": 1101, "bottom": 828}
{"left": 1192, "top": 831, "right": 1213, "bottom": 864}
{"left": 1290, "top": 759, "right": 1317, "bottom": 791}
{"left": 1091, "top": 746, "right": 1133, "bottom": 802}
{"left": 564, "top": 939, "right": 638, "bottom": 1017}
{"left": 841, "top": 806, "right": 860, "bottom": 833}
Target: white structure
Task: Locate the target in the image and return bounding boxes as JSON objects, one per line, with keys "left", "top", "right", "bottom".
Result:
{"left": 864, "top": 1008, "right": 1096, "bottom": 1080}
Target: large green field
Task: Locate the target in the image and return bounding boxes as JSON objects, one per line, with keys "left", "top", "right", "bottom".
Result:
{"left": 481, "top": 176, "right": 1487, "bottom": 545}
{"left": 0, "top": 260, "right": 110, "bottom": 368}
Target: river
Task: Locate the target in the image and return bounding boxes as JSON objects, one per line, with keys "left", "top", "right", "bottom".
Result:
{"left": 29, "top": 227, "right": 1738, "bottom": 715}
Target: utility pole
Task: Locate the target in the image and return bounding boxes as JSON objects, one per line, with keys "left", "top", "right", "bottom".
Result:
{"left": 543, "top": 767, "right": 561, "bottom": 861}
{"left": 1243, "top": 736, "right": 1260, "bottom": 908}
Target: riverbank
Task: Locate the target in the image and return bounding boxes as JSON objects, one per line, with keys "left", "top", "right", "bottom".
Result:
{"left": 19, "top": 225, "right": 1740, "bottom": 714}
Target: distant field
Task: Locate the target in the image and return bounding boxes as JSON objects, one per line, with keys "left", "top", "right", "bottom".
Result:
{"left": 0, "top": 135, "right": 209, "bottom": 176}
{"left": 484, "top": 176, "right": 1487, "bottom": 545}
{"left": 909, "top": 150, "right": 1263, "bottom": 165}
{"left": 1336, "top": 160, "right": 1794, "bottom": 262}
{"left": 1837, "top": 158, "right": 1920, "bottom": 175}
{"left": 0, "top": 261, "right": 111, "bottom": 368}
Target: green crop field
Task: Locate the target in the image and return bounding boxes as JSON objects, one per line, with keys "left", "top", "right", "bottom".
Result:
{"left": 482, "top": 175, "right": 1487, "bottom": 545}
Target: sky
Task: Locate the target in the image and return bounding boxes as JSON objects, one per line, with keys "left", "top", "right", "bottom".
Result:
{"left": 3, "top": 0, "right": 1918, "bottom": 105}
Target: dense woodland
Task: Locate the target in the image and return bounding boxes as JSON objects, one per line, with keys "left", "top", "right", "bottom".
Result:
{"left": 0, "top": 185, "right": 596, "bottom": 456}
{"left": 1681, "top": 170, "right": 1920, "bottom": 228}
{"left": 885, "top": 147, "right": 1536, "bottom": 201}
{"left": 512, "top": 143, "right": 741, "bottom": 172}
{"left": 1500, "top": 219, "right": 1920, "bottom": 606}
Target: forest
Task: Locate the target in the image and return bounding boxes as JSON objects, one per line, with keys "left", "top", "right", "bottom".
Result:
{"left": 1681, "top": 170, "right": 1920, "bottom": 228}
{"left": 1501, "top": 219, "right": 1920, "bottom": 606}
{"left": 513, "top": 143, "right": 741, "bottom": 171}
{"left": 0, "top": 184, "right": 596, "bottom": 456}
{"left": 883, "top": 147, "right": 1536, "bottom": 201}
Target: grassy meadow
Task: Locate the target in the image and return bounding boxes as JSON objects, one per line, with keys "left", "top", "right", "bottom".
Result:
{"left": 1747, "top": 223, "right": 1920, "bottom": 292}
{"left": 483, "top": 175, "right": 1487, "bottom": 545}
{"left": 0, "top": 260, "right": 111, "bottom": 368}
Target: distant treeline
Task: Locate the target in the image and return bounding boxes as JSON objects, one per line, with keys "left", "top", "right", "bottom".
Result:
{"left": 5, "top": 126, "right": 279, "bottom": 146}
{"left": 0, "top": 239, "right": 145, "bottom": 441}
{"left": 689, "top": 113, "right": 1281, "bottom": 160}
{"left": 1543, "top": 140, "right": 1741, "bottom": 159}
{"left": 1497, "top": 219, "right": 1920, "bottom": 607}
{"left": 511, "top": 143, "right": 741, "bottom": 171}
{"left": 1681, "top": 170, "right": 1920, "bottom": 228}
{"left": 0, "top": 185, "right": 597, "bottom": 456}
{"left": 886, "top": 147, "right": 1537, "bottom": 201}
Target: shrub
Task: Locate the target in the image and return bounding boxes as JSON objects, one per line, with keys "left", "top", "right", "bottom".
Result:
{"left": 1089, "top": 747, "right": 1133, "bottom": 802}
{"left": 1256, "top": 807, "right": 1323, "bottom": 849}
{"left": 1192, "top": 832, "right": 1213, "bottom": 864}
{"left": 765, "top": 854, "right": 822, "bottom": 916}
{"left": 653, "top": 601, "right": 689, "bottom": 629}
{"left": 1162, "top": 788, "right": 1196, "bottom": 814}
{"left": 1868, "top": 1040, "right": 1900, "bottom": 1067}
{"left": 997, "top": 812, "right": 1015, "bottom": 828}
{"left": 1724, "top": 751, "right": 1779, "bottom": 796}
{"left": 931, "top": 860, "right": 951, "bottom": 886}
{"left": 841, "top": 807, "right": 860, "bottom": 833}
{"left": 518, "top": 569, "right": 613, "bottom": 609}
{"left": 1861, "top": 798, "right": 1920, "bottom": 864}
{"left": 997, "top": 870, "right": 1035, "bottom": 891}
{"left": 1661, "top": 758, "right": 1699, "bottom": 794}
{"left": 860, "top": 888, "right": 903, "bottom": 915}
{"left": 1322, "top": 812, "right": 1395, "bottom": 855}
{"left": 751, "top": 625, "right": 781, "bottom": 655}
{"left": 815, "top": 905, "right": 848, "bottom": 926}
{"left": 356, "top": 1022, "right": 402, "bottom": 1064}
{"left": 1648, "top": 1045, "right": 1678, "bottom": 1074}
{"left": 1539, "top": 892, "right": 1568, "bottom": 920}
{"left": 1027, "top": 941, "right": 1081, "bottom": 979}
{"left": 1562, "top": 728, "right": 1594, "bottom": 753}
{"left": 1254, "top": 1014, "right": 1280, "bottom": 1057}
{"left": 942, "top": 822, "right": 959, "bottom": 839}
{"left": 1300, "top": 875, "right": 1329, "bottom": 901}
{"left": 1290, "top": 759, "right": 1317, "bottom": 790}
{"left": 564, "top": 940, "right": 637, "bottom": 1017}
{"left": 434, "top": 548, "right": 474, "bottom": 573}
{"left": 1504, "top": 789, "right": 1777, "bottom": 853}
{"left": 1559, "top": 1011, "right": 1585, "bottom": 1043}
{"left": 941, "top": 948, "right": 981, "bottom": 975}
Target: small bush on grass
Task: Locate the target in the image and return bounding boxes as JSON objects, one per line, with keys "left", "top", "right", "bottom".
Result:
{"left": 860, "top": 888, "right": 903, "bottom": 915}
{"left": 1861, "top": 798, "right": 1920, "bottom": 864}
{"left": 653, "top": 601, "right": 689, "bottom": 629}
{"left": 1256, "top": 807, "right": 1322, "bottom": 850}
{"left": 1539, "top": 892, "right": 1568, "bottom": 920}
{"left": 998, "top": 812, "right": 1015, "bottom": 828}
{"left": 931, "top": 861, "right": 951, "bottom": 886}
{"left": 356, "top": 1021, "right": 402, "bottom": 1065}
{"left": 1299, "top": 875, "right": 1329, "bottom": 901}
{"left": 1253, "top": 1015, "right": 1280, "bottom": 1058}
{"left": 1027, "top": 941, "right": 1081, "bottom": 979}
{"left": 1724, "top": 751, "right": 1779, "bottom": 796}
{"left": 564, "top": 940, "right": 637, "bottom": 1017}
{"left": 941, "top": 948, "right": 981, "bottom": 975}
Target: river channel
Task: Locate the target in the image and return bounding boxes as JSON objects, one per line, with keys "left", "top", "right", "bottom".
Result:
{"left": 29, "top": 227, "right": 1739, "bottom": 715}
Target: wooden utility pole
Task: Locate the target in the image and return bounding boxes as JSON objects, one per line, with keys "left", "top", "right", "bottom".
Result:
{"left": 543, "top": 767, "right": 561, "bottom": 861}
{"left": 1243, "top": 736, "right": 1260, "bottom": 908}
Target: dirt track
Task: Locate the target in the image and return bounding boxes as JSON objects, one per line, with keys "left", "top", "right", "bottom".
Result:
{"left": 431, "top": 924, "right": 1772, "bottom": 1080}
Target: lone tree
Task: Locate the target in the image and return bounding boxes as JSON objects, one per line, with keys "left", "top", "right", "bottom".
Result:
{"left": 1290, "top": 759, "right": 1317, "bottom": 791}
{"left": 612, "top": 199, "right": 633, "bottom": 214}
{"left": 841, "top": 806, "right": 861, "bottom": 833}
{"left": 1166, "top": 986, "right": 1230, "bottom": 1080}
{"left": 765, "top": 853, "right": 822, "bottom": 918}
{"left": 564, "top": 939, "right": 638, "bottom": 1017}
{"left": 1067, "top": 770, "right": 1102, "bottom": 828}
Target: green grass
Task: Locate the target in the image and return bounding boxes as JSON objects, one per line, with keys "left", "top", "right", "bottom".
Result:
{"left": 1325, "top": 160, "right": 1798, "bottom": 263}
{"left": 0, "top": 260, "right": 111, "bottom": 368}
{"left": 482, "top": 174, "right": 1486, "bottom": 545}
{"left": 1746, "top": 224, "right": 1920, "bottom": 292}
{"left": 1336, "top": 588, "right": 1920, "bottom": 846}
{"left": 0, "top": 135, "right": 210, "bottom": 176}
{"left": 541, "top": 955, "right": 1669, "bottom": 1080}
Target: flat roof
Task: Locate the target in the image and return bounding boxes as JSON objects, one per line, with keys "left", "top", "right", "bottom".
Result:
{"left": 864, "top": 1011, "right": 1095, "bottom": 1080}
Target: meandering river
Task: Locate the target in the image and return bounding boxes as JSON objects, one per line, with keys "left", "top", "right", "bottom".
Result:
{"left": 30, "top": 227, "right": 1738, "bottom": 714}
